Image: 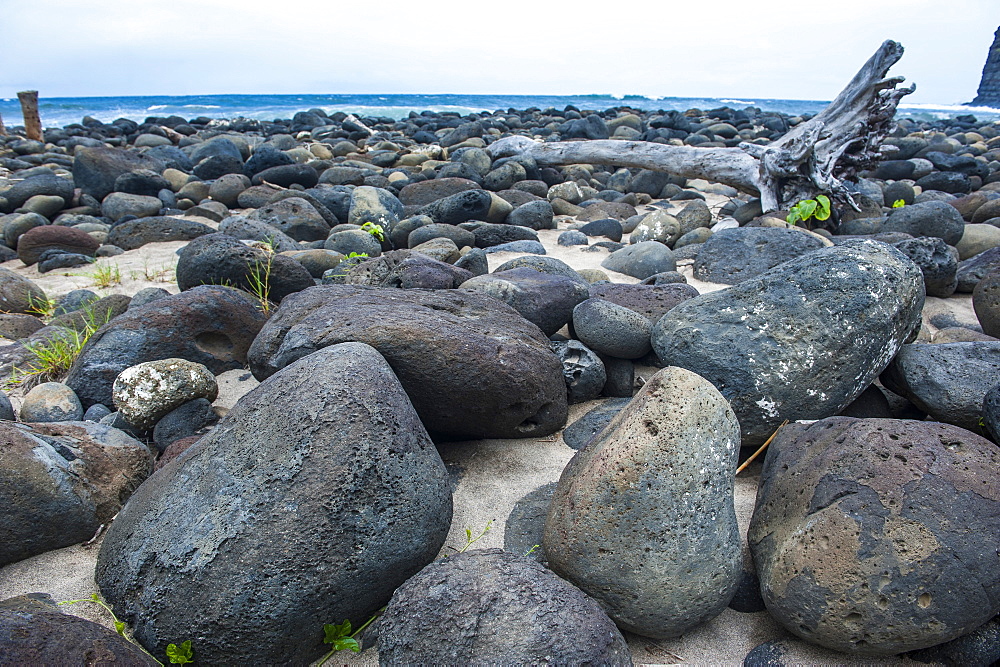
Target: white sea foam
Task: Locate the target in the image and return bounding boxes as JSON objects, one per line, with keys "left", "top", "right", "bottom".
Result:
{"left": 146, "top": 104, "right": 167, "bottom": 111}
{"left": 720, "top": 98, "right": 756, "bottom": 106}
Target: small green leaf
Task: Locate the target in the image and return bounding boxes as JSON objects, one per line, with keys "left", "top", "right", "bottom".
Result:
{"left": 324, "top": 620, "right": 352, "bottom": 644}
{"left": 814, "top": 195, "right": 831, "bottom": 220}
{"left": 893, "top": 199, "right": 906, "bottom": 208}
{"left": 114, "top": 620, "right": 126, "bottom": 636}
{"left": 799, "top": 200, "right": 818, "bottom": 220}
{"left": 166, "top": 640, "right": 194, "bottom": 664}
{"left": 333, "top": 637, "right": 361, "bottom": 652}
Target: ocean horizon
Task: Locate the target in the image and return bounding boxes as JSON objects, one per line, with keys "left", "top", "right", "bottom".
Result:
{"left": 2, "top": 93, "right": 999, "bottom": 130}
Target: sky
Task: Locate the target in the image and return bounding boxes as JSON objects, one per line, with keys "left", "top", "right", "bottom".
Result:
{"left": 1, "top": 0, "right": 997, "bottom": 104}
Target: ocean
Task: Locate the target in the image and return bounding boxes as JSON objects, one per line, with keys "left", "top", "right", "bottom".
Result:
{"left": 2, "top": 93, "right": 999, "bottom": 130}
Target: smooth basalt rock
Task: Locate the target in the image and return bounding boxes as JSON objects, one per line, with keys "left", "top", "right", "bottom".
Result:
{"left": 0, "top": 420, "right": 153, "bottom": 567}
{"left": 112, "top": 358, "right": 218, "bottom": 430}
{"left": 652, "top": 240, "right": 925, "bottom": 445}
{"left": 19, "top": 382, "right": 83, "bottom": 422}
{"left": 572, "top": 297, "right": 652, "bottom": 359}
{"left": 247, "top": 285, "right": 568, "bottom": 438}
{"left": 65, "top": 286, "right": 267, "bottom": 409}
{"left": 96, "top": 343, "right": 452, "bottom": 665}
{"left": 880, "top": 342, "right": 1000, "bottom": 431}
{"left": 460, "top": 267, "right": 590, "bottom": 337}
{"left": 376, "top": 549, "right": 631, "bottom": 666}
{"left": 749, "top": 417, "right": 1000, "bottom": 655}
{"left": 543, "top": 366, "right": 741, "bottom": 639}
{"left": 551, "top": 339, "right": 607, "bottom": 403}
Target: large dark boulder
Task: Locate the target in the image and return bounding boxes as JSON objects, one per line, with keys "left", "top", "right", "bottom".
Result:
{"left": 652, "top": 240, "right": 925, "bottom": 445}
{"left": 749, "top": 417, "right": 1000, "bottom": 655}
{"left": 65, "top": 286, "right": 268, "bottom": 409}
{"left": 0, "top": 594, "right": 158, "bottom": 665}
{"left": 96, "top": 343, "right": 452, "bottom": 665}
{"left": 544, "top": 366, "right": 741, "bottom": 639}
{"left": 248, "top": 285, "right": 568, "bottom": 438}
{"left": 882, "top": 200, "right": 966, "bottom": 245}
{"left": 376, "top": 549, "right": 631, "bottom": 666}
{"left": 175, "top": 232, "right": 315, "bottom": 303}
{"left": 880, "top": 342, "right": 1000, "bottom": 431}
{"left": 693, "top": 227, "right": 826, "bottom": 284}
{"left": 72, "top": 147, "right": 164, "bottom": 200}
{"left": 0, "top": 421, "right": 153, "bottom": 567}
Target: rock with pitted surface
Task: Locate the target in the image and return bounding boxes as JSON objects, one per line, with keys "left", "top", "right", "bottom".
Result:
{"left": 376, "top": 549, "right": 631, "bottom": 666}
{"left": 460, "top": 267, "right": 589, "bottom": 336}
{"left": 880, "top": 342, "right": 1000, "bottom": 431}
{"left": 653, "top": 240, "right": 924, "bottom": 445}
{"left": 112, "top": 358, "right": 218, "bottom": 430}
{"left": 543, "top": 366, "right": 741, "bottom": 639}
{"left": 106, "top": 216, "right": 214, "bottom": 250}
{"left": 882, "top": 200, "right": 966, "bottom": 245}
{"left": 974, "top": 270, "right": 1000, "bottom": 337}
{"left": 601, "top": 241, "right": 676, "bottom": 280}
{"left": 551, "top": 339, "right": 607, "bottom": 403}
{"left": 957, "top": 247, "right": 1000, "bottom": 292}
{"left": 589, "top": 282, "right": 698, "bottom": 323}
{"left": 249, "top": 196, "right": 331, "bottom": 242}
{"left": 749, "top": 417, "right": 1000, "bottom": 655}
{"left": 0, "top": 593, "right": 159, "bottom": 666}
{"left": 892, "top": 236, "right": 959, "bottom": 297}
{"left": 65, "top": 286, "right": 267, "bottom": 409}
{"left": 694, "top": 227, "right": 826, "bottom": 284}
{"left": 0, "top": 420, "right": 152, "bottom": 567}
{"left": 340, "top": 250, "right": 472, "bottom": 289}
{"left": 248, "top": 285, "right": 568, "bottom": 439}
{"left": 96, "top": 342, "right": 452, "bottom": 665}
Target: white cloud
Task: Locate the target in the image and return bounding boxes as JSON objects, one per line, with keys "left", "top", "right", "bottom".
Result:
{"left": 1, "top": 0, "right": 996, "bottom": 103}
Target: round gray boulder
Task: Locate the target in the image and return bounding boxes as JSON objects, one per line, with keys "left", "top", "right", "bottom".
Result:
{"left": 652, "top": 240, "right": 925, "bottom": 445}
{"left": 572, "top": 298, "right": 652, "bottom": 359}
{"left": 376, "top": 549, "right": 631, "bottom": 666}
{"left": 543, "top": 366, "right": 741, "bottom": 639}
{"left": 96, "top": 342, "right": 453, "bottom": 665}
{"left": 19, "top": 382, "right": 83, "bottom": 423}
{"left": 601, "top": 241, "right": 676, "bottom": 280}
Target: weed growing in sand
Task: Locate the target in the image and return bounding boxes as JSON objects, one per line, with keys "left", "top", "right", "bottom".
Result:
{"left": 786, "top": 194, "right": 831, "bottom": 227}
{"left": 130, "top": 261, "right": 175, "bottom": 283}
{"left": 247, "top": 243, "right": 275, "bottom": 314}
{"left": 59, "top": 594, "right": 194, "bottom": 665}
{"left": 5, "top": 305, "right": 111, "bottom": 389}
{"left": 89, "top": 262, "right": 122, "bottom": 289}
{"left": 25, "top": 293, "right": 56, "bottom": 318}
{"left": 445, "top": 519, "right": 493, "bottom": 557}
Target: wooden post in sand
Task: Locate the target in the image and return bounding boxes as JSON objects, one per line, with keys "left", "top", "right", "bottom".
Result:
{"left": 17, "top": 90, "right": 43, "bottom": 141}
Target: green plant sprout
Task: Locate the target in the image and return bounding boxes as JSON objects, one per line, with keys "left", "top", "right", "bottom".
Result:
{"left": 89, "top": 262, "right": 122, "bottom": 289}
{"left": 247, "top": 258, "right": 273, "bottom": 314}
{"left": 59, "top": 594, "right": 193, "bottom": 665}
{"left": 893, "top": 199, "right": 906, "bottom": 208}
{"left": 524, "top": 544, "right": 540, "bottom": 557}
{"left": 318, "top": 611, "right": 382, "bottom": 666}
{"left": 445, "top": 520, "right": 493, "bottom": 557}
{"left": 361, "top": 222, "right": 385, "bottom": 242}
{"left": 346, "top": 251, "right": 369, "bottom": 259}
{"left": 165, "top": 640, "right": 194, "bottom": 664}
{"left": 5, "top": 305, "right": 112, "bottom": 389}
{"left": 786, "top": 194, "right": 831, "bottom": 226}
{"left": 25, "top": 293, "right": 56, "bottom": 318}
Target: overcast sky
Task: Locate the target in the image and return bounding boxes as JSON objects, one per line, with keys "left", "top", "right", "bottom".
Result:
{"left": 2, "top": 0, "right": 997, "bottom": 105}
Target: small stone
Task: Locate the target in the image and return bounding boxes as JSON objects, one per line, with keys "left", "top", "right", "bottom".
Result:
{"left": 19, "top": 382, "right": 83, "bottom": 422}
{"left": 112, "top": 358, "right": 218, "bottom": 430}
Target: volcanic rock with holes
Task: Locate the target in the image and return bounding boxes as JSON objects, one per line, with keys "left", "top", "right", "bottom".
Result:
{"left": 65, "top": 286, "right": 267, "bottom": 409}
{"left": 247, "top": 284, "right": 568, "bottom": 438}
{"left": 0, "top": 420, "right": 153, "bottom": 567}
{"left": 95, "top": 343, "right": 452, "bottom": 664}
{"left": 652, "top": 240, "right": 925, "bottom": 445}
{"left": 543, "top": 366, "right": 741, "bottom": 639}
{"left": 693, "top": 227, "right": 827, "bottom": 284}
{"left": 112, "top": 358, "right": 218, "bottom": 430}
{"left": 376, "top": 549, "right": 632, "bottom": 666}
{"left": 748, "top": 417, "right": 1000, "bottom": 655}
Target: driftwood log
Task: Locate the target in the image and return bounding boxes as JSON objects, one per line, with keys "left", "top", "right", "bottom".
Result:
{"left": 488, "top": 40, "right": 915, "bottom": 213}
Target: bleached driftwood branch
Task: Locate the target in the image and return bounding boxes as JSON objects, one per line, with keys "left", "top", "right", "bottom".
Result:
{"left": 488, "top": 40, "right": 915, "bottom": 213}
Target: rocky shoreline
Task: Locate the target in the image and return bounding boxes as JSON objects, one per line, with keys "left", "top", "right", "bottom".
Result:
{"left": 0, "top": 102, "right": 999, "bottom": 665}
